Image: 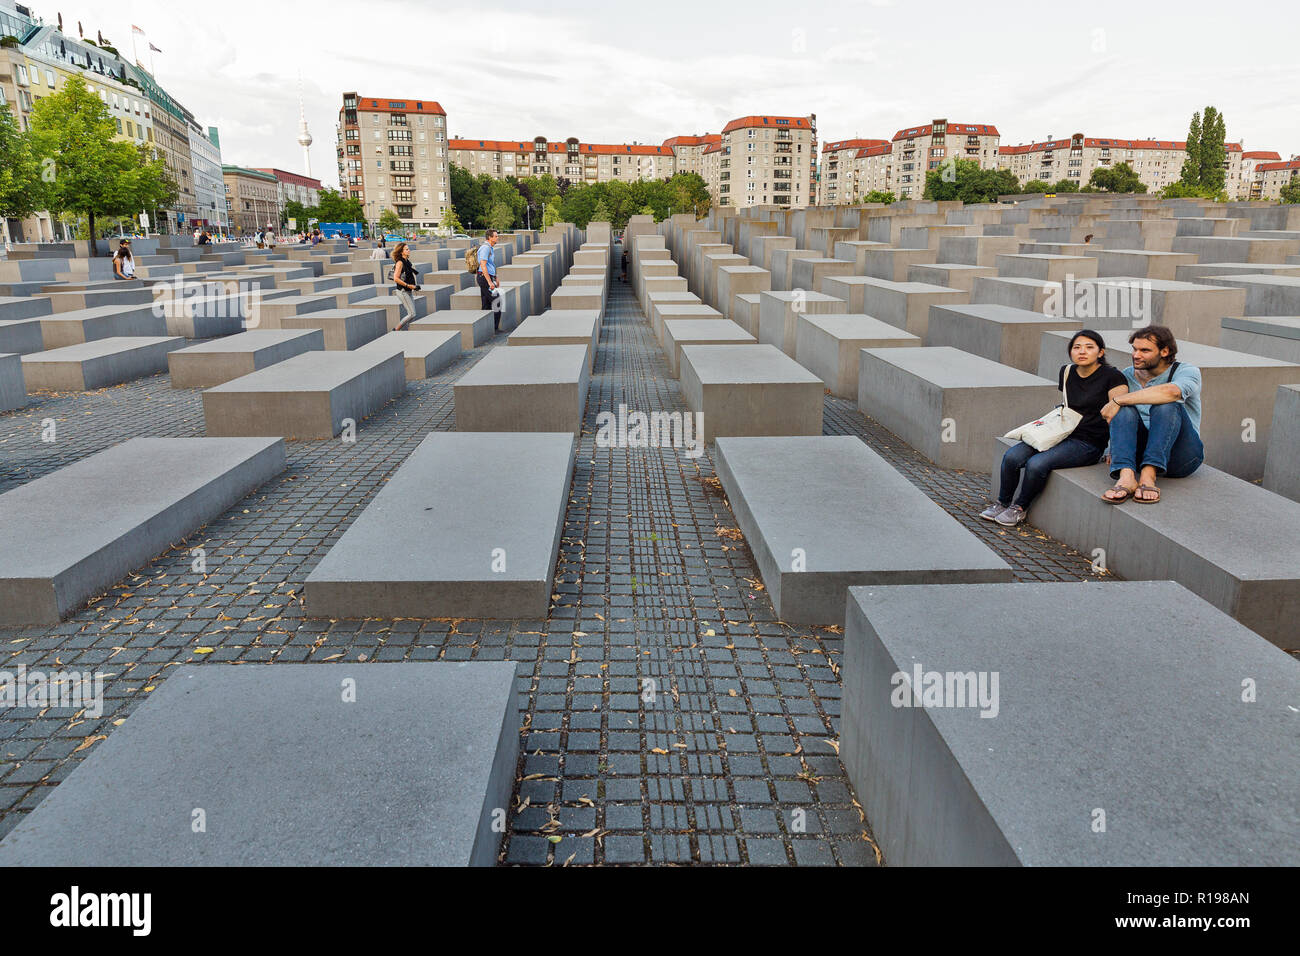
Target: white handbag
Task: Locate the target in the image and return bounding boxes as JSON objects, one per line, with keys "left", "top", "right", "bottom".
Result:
{"left": 1003, "top": 365, "right": 1083, "bottom": 452}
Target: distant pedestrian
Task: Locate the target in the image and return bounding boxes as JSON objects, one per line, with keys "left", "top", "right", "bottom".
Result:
{"left": 112, "top": 239, "right": 135, "bottom": 280}
{"left": 255, "top": 228, "right": 265, "bottom": 249}
{"left": 390, "top": 241, "right": 420, "bottom": 331}
{"left": 476, "top": 229, "right": 501, "bottom": 331}
{"left": 197, "top": 229, "right": 211, "bottom": 246}
{"left": 621, "top": 248, "right": 628, "bottom": 283}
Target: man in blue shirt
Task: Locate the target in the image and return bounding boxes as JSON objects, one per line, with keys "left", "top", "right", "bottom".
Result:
{"left": 477, "top": 229, "right": 501, "bottom": 331}
{"left": 1100, "top": 325, "right": 1204, "bottom": 504}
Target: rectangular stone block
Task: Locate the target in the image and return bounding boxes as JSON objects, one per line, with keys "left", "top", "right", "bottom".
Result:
{"left": 252, "top": 293, "right": 334, "bottom": 330}
{"left": 716, "top": 266, "right": 771, "bottom": 323}
{"left": 842, "top": 580, "right": 1300, "bottom": 866}
{"left": 717, "top": 436, "right": 1013, "bottom": 624}
{"left": 281, "top": 308, "right": 388, "bottom": 350}
{"left": 996, "top": 253, "right": 1098, "bottom": 282}
{"left": 1263, "top": 384, "right": 1300, "bottom": 503}
{"left": 1060, "top": 278, "right": 1245, "bottom": 346}
{"left": 1172, "top": 235, "right": 1298, "bottom": 264}
{"left": 971, "top": 276, "right": 1063, "bottom": 314}
{"left": 937, "top": 235, "right": 1021, "bottom": 267}
{"left": 0, "top": 661, "right": 519, "bottom": 866}
{"left": 168, "top": 329, "right": 325, "bottom": 388}
{"left": 1208, "top": 274, "right": 1300, "bottom": 316}
{"left": 203, "top": 351, "right": 406, "bottom": 440}
{"left": 858, "top": 346, "right": 1058, "bottom": 471}
{"left": 905, "top": 263, "right": 996, "bottom": 293}
{"left": 509, "top": 311, "right": 601, "bottom": 370}
{"left": 652, "top": 303, "right": 723, "bottom": 350}
{"left": 0, "top": 295, "right": 53, "bottom": 322}
{"left": 409, "top": 310, "right": 494, "bottom": 349}
{"left": 0, "top": 437, "right": 285, "bottom": 625}
{"left": 663, "top": 319, "right": 755, "bottom": 376}
{"left": 928, "top": 304, "right": 1079, "bottom": 372}
{"left": 850, "top": 278, "right": 968, "bottom": 340}
{"left": 795, "top": 314, "right": 921, "bottom": 397}
{"left": 770, "top": 249, "right": 824, "bottom": 292}
{"left": 861, "top": 247, "right": 939, "bottom": 282}
{"left": 679, "top": 344, "right": 823, "bottom": 442}
{"left": 832, "top": 240, "right": 890, "bottom": 274}
{"left": 454, "top": 345, "right": 589, "bottom": 435}
{"left": 1095, "top": 249, "right": 1196, "bottom": 280}
{"left": 0, "top": 352, "right": 26, "bottom": 411}
{"left": 38, "top": 305, "right": 167, "bottom": 349}
{"left": 358, "top": 329, "right": 462, "bottom": 380}
{"left": 359, "top": 294, "right": 432, "bottom": 332}
{"left": 991, "top": 438, "right": 1300, "bottom": 650}
{"left": 548, "top": 285, "right": 604, "bottom": 322}
{"left": 1219, "top": 315, "right": 1300, "bottom": 364}
{"left": 1174, "top": 262, "right": 1300, "bottom": 284}
{"left": 306, "top": 431, "right": 574, "bottom": 620}
{"left": 757, "top": 290, "right": 844, "bottom": 355}
{"left": 23, "top": 335, "right": 184, "bottom": 390}
{"left": 0, "top": 318, "right": 46, "bottom": 355}
{"left": 732, "top": 293, "right": 763, "bottom": 336}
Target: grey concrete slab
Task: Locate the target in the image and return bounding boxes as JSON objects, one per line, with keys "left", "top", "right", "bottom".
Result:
{"left": 1172, "top": 235, "right": 1299, "bottom": 264}
{"left": 937, "top": 235, "right": 1021, "bottom": 267}
{"left": 1094, "top": 249, "right": 1195, "bottom": 280}
{"left": 357, "top": 294, "right": 431, "bottom": 332}
{"left": 679, "top": 344, "right": 823, "bottom": 442}
{"left": 928, "top": 303, "right": 1080, "bottom": 372}
{"left": 1036, "top": 329, "right": 1299, "bottom": 480}
{"left": 1174, "top": 262, "right": 1300, "bottom": 284}
{"left": 454, "top": 345, "right": 590, "bottom": 435}
{"left": 356, "top": 329, "right": 462, "bottom": 380}
{"left": 990, "top": 436, "right": 1300, "bottom": 649}
{"left": 905, "top": 263, "right": 997, "bottom": 293}
{"left": 1263, "top": 384, "right": 1300, "bottom": 503}
{"left": 22, "top": 336, "right": 184, "bottom": 391}
{"left": 0, "top": 662, "right": 519, "bottom": 867}
{"left": 858, "top": 346, "right": 1058, "bottom": 471}
{"left": 0, "top": 318, "right": 47, "bottom": 355}
{"left": 509, "top": 311, "right": 601, "bottom": 370}
{"left": 663, "top": 319, "right": 755, "bottom": 376}
{"left": 548, "top": 285, "right": 604, "bottom": 322}
{"left": 770, "top": 248, "right": 824, "bottom": 292}
{"left": 203, "top": 351, "right": 406, "bottom": 440}
{"left": 307, "top": 432, "right": 575, "bottom": 619}
{"left": 1220, "top": 315, "right": 1300, "bottom": 364}
{"left": 0, "top": 437, "right": 285, "bottom": 625}
{"left": 651, "top": 303, "right": 724, "bottom": 350}
{"left": 757, "top": 290, "right": 844, "bottom": 356}
{"left": 1059, "top": 277, "right": 1245, "bottom": 346}
{"left": 970, "top": 275, "right": 1062, "bottom": 314}
{"left": 1207, "top": 274, "right": 1300, "bottom": 316}
{"left": 410, "top": 310, "right": 495, "bottom": 349}
{"left": 717, "top": 436, "right": 1012, "bottom": 624}
{"left": 168, "top": 329, "right": 326, "bottom": 388}
{"left": 0, "top": 295, "right": 54, "bottom": 322}
{"left": 716, "top": 266, "right": 771, "bottom": 324}
{"left": 0, "top": 352, "right": 26, "bottom": 412}
{"left": 842, "top": 580, "right": 1300, "bottom": 866}
{"left": 996, "top": 253, "right": 1098, "bottom": 282}
{"left": 280, "top": 308, "right": 388, "bottom": 350}
{"left": 251, "top": 293, "right": 335, "bottom": 331}
{"left": 794, "top": 313, "right": 921, "bottom": 397}
{"left": 732, "top": 293, "right": 763, "bottom": 337}
{"left": 38, "top": 304, "right": 167, "bottom": 349}
{"left": 839, "top": 278, "right": 968, "bottom": 340}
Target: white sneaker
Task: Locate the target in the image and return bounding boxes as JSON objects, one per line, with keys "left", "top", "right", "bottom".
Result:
{"left": 995, "top": 504, "right": 1027, "bottom": 527}
{"left": 978, "top": 502, "right": 1009, "bottom": 522}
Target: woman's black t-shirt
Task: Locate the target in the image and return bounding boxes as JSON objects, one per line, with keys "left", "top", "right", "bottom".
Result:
{"left": 1056, "top": 363, "right": 1128, "bottom": 449}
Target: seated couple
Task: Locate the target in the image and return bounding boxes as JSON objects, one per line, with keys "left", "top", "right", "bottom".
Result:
{"left": 981, "top": 324, "right": 1204, "bottom": 527}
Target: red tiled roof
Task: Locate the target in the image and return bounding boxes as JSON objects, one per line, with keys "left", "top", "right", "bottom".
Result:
{"left": 703, "top": 142, "right": 723, "bottom": 155}
{"left": 722, "top": 115, "right": 812, "bottom": 134}
{"left": 662, "top": 134, "right": 721, "bottom": 148}
{"left": 349, "top": 97, "right": 446, "bottom": 115}
{"left": 252, "top": 168, "right": 322, "bottom": 189}
{"left": 448, "top": 139, "right": 670, "bottom": 156}
{"left": 823, "top": 138, "right": 888, "bottom": 152}
{"left": 855, "top": 143, "right": 892, "bottom": 159}
{"left": 999, "top": 136, "right": 1229, "bottom": 155}
{"left": 1257, "top": 159, "right": 1300, "bottom": 172}
{"left": 893, "top": 123, "right": 998, "bottom": 141}
{"left": 1242, "top": 151, "right": 1282, "bottom": 161}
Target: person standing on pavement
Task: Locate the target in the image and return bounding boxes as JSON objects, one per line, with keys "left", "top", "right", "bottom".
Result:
{"left": 477, "top": 229, "right": 501, "bottom": 331}
{"left": 390, "top": 241, "right": 420, "bottom": 331}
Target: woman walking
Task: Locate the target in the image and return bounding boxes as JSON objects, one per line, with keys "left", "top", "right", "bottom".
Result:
{"left": 390, "top": 242, "right": 420, "bottom": 330}
{"left": 980, "top": 329, "right": 1129, "bottom": 527}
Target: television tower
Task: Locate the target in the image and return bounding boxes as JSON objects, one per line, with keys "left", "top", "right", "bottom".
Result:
{"left": 297, "top": 80, "right": 313, "bottom": 177}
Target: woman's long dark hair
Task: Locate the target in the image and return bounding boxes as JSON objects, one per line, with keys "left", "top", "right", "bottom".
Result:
{"left": 1067, "top": 328, "right": 1108, "bottom": 365}
{"left": 391, "top": 241, "right": 408, "bottom": 262}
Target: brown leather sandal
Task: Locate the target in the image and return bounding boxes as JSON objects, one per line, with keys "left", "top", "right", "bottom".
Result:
{"left": 1101, "top": 485, "right": 1133, "bottom": 504}
{"left": 1134, "top": 484, "right": 1161, "bottom": 503}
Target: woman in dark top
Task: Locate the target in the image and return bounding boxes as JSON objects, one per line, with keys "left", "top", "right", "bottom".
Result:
{"left": 980, "top": 329, "right": 1129, "bottom": 527}
{"left": 390, "top": 242, "right": 420, "bottom": 330}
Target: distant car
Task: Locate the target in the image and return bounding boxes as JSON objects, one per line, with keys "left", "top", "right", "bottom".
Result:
{"left": 451, "top": 233, "right": 471, "bottom": 240}
{"left": 382, "top": 234, "right": 407, "bottom": 242}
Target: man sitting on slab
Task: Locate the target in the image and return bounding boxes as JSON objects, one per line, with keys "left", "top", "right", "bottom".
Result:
{"left": 1100, "top": 324, "right": 1204, "bottom": 504}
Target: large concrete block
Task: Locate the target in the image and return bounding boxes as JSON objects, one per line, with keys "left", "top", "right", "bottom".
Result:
{"left": 252, "top": 293, "right": 334, "bottom": 330}
{"left": 509, "top": 311, "right": 601, "bottom": 370}
{"left": 700, "top": 253, "right": 748, "bottom": 311}
{"left": 1095, "top": 249, "right": 1196, "bottom": 280}
{"left": 1219, "top": 315, "right": 1300, "bottom": 363}
{"left": 791, "top": 257, "right": 855, "bottom": 297}
{"left": 794, "top": 314, "right": 921, "bottom": 398}
{"left": 357, "top": 329, "right": 462, "bottom": 380}
{"left": 847, "top": 278, "right": 968, "bottom": 340}
{"left": 168, "top": 329, "right": 325, "bottom": 388}
{"left": 22, "top": 335, "right": 184, "bottom": 390}
{"left": 38, "top": 305, "right": 167, "bottom": 349}
{"left": 0, "top": 352, "right": 26, "bottom": 411}
{"left": 641, "top": 276, "right": 690, "bottom": 317}
{"left": 970, "top": 276, "right": 1064, "bottom": 314}
{"left": 1263, "top": 384, "right": 1300, "bottom": 503}
{"left": 1208, "top": 274, "right": 1300, "bottom": 316}
{"left": 203, "top": 351, "right": 406, "bottom": 440}
{"left": 410, "top": 310, "right": 494, "bottom": 349}
{"left": 858, "top": 346, "right": 1058, "bottom": 471}
{"left": 679, "top": 344, "right": 823, "bottom": 442}
{"left": 43, "top": 287, "right": 154, "bottom": 313}
{"left": 991, "top": 438, "right": 1300, "bottom": 650}
{"left": 716, "top": 266, "right": 771, "bottom": 323}
{"left": 928, "top": 304, "right": 1079, "bottom": 372}
{"left": 716, "top": 436, "right": 1013, "bottom": 624}
{"left": 757, "top": 290, "right": 844, "bottom": 355}
{"left": 454, "top": 344, "right": 589, "bottom": 435}
{"left": 307, "top": 431, "right": 574, "bottom": 620}
{"left": 842, "top": 580, "right": 1300, "bottom": 866}
{"left": 732, "top": 293, "right": 763, "bottom": 336}
{"left": 0, "top": 662, "right": 520, "bottom": 866}
{"left": 0, "top": 295, "right": 54, "bottom": 322}
{"left": 1059, "top": 278, "right": 1245, "bottom": 346}
{"left": 832, "top": 240, "right": 890, "bottom": 274}
{"left": 770, "top": 249, "right": 827, "bottom": 292}
{"left": 860, "top": 247, "right": 939, "bottom": 282}
{"left": 663, "top": 319, "right": 755, "bottom": 376}
{"left": 0, "top": 318, "right": 47, "bottom": 355}
{"left": 996, "top": 253, "right": 1098, "bottom": 282}
{"left": 363, "top": 294, "right": 433, "bottom": 332}
{"left": 937, "top": 235, "right": 1021, "bottom": 267}
{"left": 905, "top": 263, "right": 996, "bottom": 293}
{"left": 548, "top": 285, "right": 604, "bottom": 323}
{"left": 651, "top": 303, "right": 722, "bottom": 350}
{"left": 752, "top": 235, "right": 797, "bottom": 271}
{"left": 1036, "top": 330, "right": 1299, "bottom": 480}
{"left": 1173, "top": 235, "right": 1299, "bottom": 263}
{"left": 281, "top": 308, "right": 388, "bottom": 350}
{"left": 0, "top": 437, "right": 285, "bottom": 625}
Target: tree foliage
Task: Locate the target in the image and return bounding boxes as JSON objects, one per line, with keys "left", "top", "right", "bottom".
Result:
{"left": 1022, "top": 179, "right": 1052, "bottom": 193}
{"left": 377, "top": 209, "right": 404, "bottom": 233}
{"left": 1177, "top": 106, "right": 1226, "bottom": 193}
{"left": 0, "top": 103, "right": 44, "bottom": 221}
{"left": 313, "top": 187, "right": 364, "bottom": 223}
{"left": 858, "top": 190, "right": 895, "bottom": 204}
{"left": 1279, "top": 175, "right": 1300, "bottom": 205}
{"left": 1088, "top": 161, "right": 1147, "bottom": 193}
{"left": 923, "top": 158, "right": 1020, "bottom": 203}
{"left": 1052, "top": 179, "right": 1080, "bottom": 193}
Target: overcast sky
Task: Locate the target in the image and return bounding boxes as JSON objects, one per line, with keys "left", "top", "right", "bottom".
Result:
{"left": 38, "top": 0, "right": 1300, "bottom": 187}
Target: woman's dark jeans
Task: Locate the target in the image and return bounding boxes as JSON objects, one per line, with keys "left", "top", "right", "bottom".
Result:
{"left": 998, "top": 437, "right": 1105, "bottom": 508}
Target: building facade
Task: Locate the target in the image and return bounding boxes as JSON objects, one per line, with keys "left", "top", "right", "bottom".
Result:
{"left": 1239, "top": 151, "right": 1282, "bottom": 200}
{"left": 188, "top": 119, "right": 227, "bottom": 230}
{"left": 222, "top": 165, "right": 280, "bottom": 235}
{"left": 820, "top": 138, "right": 888, "bottom": 203}
{"left": 715, "top": 114, "right": 817, "bottom": 209}
{"left": 661, "top": 134, "right": 720, "bottom": 178}
{"left": 881, "top": 119, "right": 1001, "bottom": 200}
{"left": 253, "top": 168, "right": 322, "bottom": 217}
{"left": 337, "top": 91, "right": 451, "bottom": 229}
{"left": 448, "top": 136, "right": 676, "bottom": 186}
{"left": 1254, "top": 159, "right": 1300, "bottom": 200}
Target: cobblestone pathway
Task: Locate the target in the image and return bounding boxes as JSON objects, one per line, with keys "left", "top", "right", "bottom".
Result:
{"left": 0, "top": 263, "right": 1102, "bottom": 864}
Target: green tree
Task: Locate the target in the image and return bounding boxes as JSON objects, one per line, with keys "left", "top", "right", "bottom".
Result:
{"left": 313, "top": 187, "right": 364, "bottom": 223}
{"left": 923, "top": 158, "right": 1020, "bottom": 203}
{"left": 1278, "top": 174, "right": 1300, "bottom": 204}
{"left": 449, "top": 163, "right": 488, "bottom": 229}
{"left": 283, "top": 199, "right": 309, "bottom": 228}
{"left": 1051, "top": 179, "right": 1080, "bottom": 193}
{"left": 0, "top": 103, "right": 44, "bottom": 243}
{"left": 1088, "top": 162, "right": 1146, "bottom": 193}
{"left": 1180, "top": 110, "right": 1202, "bottom": 185}
{"left": 377, "top": 208, "right": 404, "bottom": 233}
{"left": 1198, "top": 106, "right": 1226, "bottom": 193}
{"left": 1022, "top": 179, "right": 1052, "bottom": 193}
{"left": 590, "top": 198, "right": 613, "bottom": 224}
{"left": 858, "top": 190, "right": 895, "bottom": 204}
{"left": 28, "top": 74, "right": 176, "bottom": 255}
{"left": 486, "top": 201, "right": 514, "bottom": 231}
{"left": 440, "top": 206, "right": 463, "bottom": 233}
{"left": 542, "top": 202, "right": 563, "bottom": 228}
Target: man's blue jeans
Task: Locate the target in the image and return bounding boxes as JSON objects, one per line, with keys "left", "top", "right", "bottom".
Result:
{"left": 998, "top": 437, "right": 1104, "bottom": 508}
{"left": 1108, "top": 403, "right": 1203, "bottom": 479}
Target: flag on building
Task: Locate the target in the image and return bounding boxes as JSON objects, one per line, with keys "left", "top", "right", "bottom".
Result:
{"left": 149, "top": 43, "right": 162, "bottom": 53}
{"left": 132, "top": 25, "right": 145, "bottom": 34}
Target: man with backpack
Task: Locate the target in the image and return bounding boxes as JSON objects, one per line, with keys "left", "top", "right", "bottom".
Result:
{"left": 470, "top": 229, "right": 502, "bottom": 332}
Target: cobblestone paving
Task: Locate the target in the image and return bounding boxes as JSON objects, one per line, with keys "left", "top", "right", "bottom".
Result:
{"left": 0, "top": 262, "right": 1103, "bottom": 865}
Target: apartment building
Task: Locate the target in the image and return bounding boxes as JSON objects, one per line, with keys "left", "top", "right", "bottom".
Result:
{"left": 851, "top": 142, "right": 895, "bottom": 198}
{"left": 222, "top": 165, "right": 280, "bottom": 235}
{"left": 820, "top": 138, "right": 888, "bottom": 203}
{"left": 253, "top": 168, "right": 323, "bottom": 212}
{"left": 448, "top": 136, "right": 676, "bottom": 185}
{"left": 715, "top": 114, "right": 817, "bottom": 209}
{"left": 1239, "top": 151, "right": 1282, "bottom": 199}
{"left": 661, "top": 134, "right": 720, "bottom": 178}
{"left": 884, "top": 119, "right": 1001, "bottom": 200}
{"left": 701, "top": 140, "right": 722, "bottom": 205}
{"left": 337, "top": 92, "right": 451, "bottom": 229}
{"left": 1254, "top": 159, "right": 1300, "bottom": 200}
{"left": 189, "top": 121, "right": 227, "bottom": 230}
